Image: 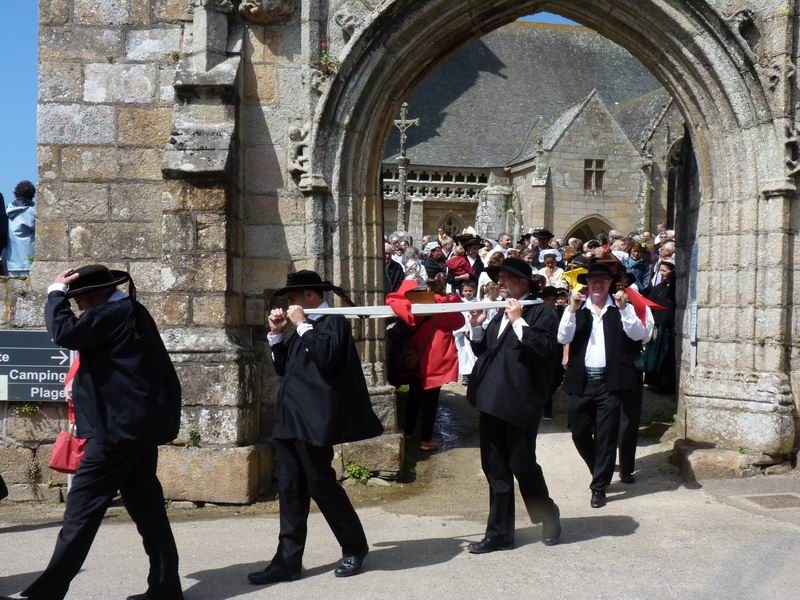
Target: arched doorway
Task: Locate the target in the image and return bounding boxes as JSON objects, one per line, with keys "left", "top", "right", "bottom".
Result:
{"left": 564, "top": 215, "right": 615, "bottom": 242}
{"left": 435, "top": 214, "right": 465, "bottom": 239}
{"left": 306, "top": 1, "right": 797, "bottom": 456}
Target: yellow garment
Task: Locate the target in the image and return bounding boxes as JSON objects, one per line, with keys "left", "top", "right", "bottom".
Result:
{"left": 563, "top": 266, "right": 588, "bottom": 294}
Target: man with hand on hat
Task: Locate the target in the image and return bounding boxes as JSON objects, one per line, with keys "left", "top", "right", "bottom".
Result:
{"left": 465, "top": 258, "right": 562, "bottom": 553}
{"left": 557, "top": 263, "right": 647, "bottom": 508}
{"left": 15, "top": 265, "right": 183, "bottom": 600}
{"left": 249, "top": 271, "right": 383, "bottom": 587}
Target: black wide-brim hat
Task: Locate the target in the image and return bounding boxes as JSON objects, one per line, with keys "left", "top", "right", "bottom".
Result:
{"left": 67, "top": 264, "right": 131, "bottom": 298}
{"left": 273, "top": 270, "right": 336, "bottom": 296}
{"left": 455, "top": 232, "right": 484, "bottom": 247}
{"left": 532, "top": 228, "right": 554, "bottom": 240}
{"left": 577, "top": 261, "right": 620, "bottom": 285}
{"left": 486, "top": 257, "right": 536, "bottom": 284}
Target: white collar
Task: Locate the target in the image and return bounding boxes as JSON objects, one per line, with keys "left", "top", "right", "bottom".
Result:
{"left": 107, "top": 290, "right": 128, "bottom": 303}
{"left": 308, "top": 300, "right": 329, "bottom": 321}
{"left": 583, "top": 295, "right": 614, "bottom": 313}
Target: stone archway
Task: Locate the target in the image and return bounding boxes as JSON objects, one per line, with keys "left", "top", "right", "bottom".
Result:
{"left": 435, "top": 214, "right": 465, "bottom": 240}
{"left": 305, "top": 1, "right": 798, "bottom": 458}
{"left": 564, "top": 215, "right": 616, "bottom": 243}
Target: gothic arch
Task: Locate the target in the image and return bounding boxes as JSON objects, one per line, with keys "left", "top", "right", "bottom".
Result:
{"left": 305, "top": 0, "right": 797, "bottom": 455}
{"left": 435, "top": 214, "right": 465, "bottom": 239}
{"left": 564, "top": 215, "right": 615, "bottom": 242}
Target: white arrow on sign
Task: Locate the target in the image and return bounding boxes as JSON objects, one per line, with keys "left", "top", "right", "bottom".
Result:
{"left": 50, "top": 350, "right": 69, "bottom": 366}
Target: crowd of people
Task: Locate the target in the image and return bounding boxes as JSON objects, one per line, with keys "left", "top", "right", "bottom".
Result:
{"left": 384, "top": 223, "right": 678, "bottom": 502}
{"left": 1, "top": 179, "right": 37, "bottom": 276}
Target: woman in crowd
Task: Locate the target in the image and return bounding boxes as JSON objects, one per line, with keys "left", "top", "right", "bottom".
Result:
{"left": 6, "top": 180, "right": 36, "bottom": 277}
{"left": 643, "top": 261, "right": 676, "bottom": 391}
{"left": 624, "top": 243, "right": 651, "bottom": 293}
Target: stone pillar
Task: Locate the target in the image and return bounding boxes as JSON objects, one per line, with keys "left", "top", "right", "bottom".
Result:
{"left": 476, "top": 169, "right": 512, "bottom": 239}
{"left": 407, "top": 195, "right": 425, "bottom": 247}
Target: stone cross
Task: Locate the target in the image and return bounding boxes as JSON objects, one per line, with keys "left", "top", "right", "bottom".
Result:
{"left": 393, "top": 102, "right": 420, "bottom": 236}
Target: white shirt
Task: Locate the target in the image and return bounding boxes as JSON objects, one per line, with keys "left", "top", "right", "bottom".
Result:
{"left": 470, "top": 294, "right": 531, "bottom": 343}
{"left": 557, "top": 295, "right": 646, "bottom": 367}
{"left": 267, "top": 301, "right": 328, "bottom": 347}
{"left": 48, "top": 283, "right": 128, "bottom": 304}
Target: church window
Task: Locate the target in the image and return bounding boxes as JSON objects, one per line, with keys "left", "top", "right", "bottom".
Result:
{"left": 478, "top": 173, "right": 488, "bottom": 183}
{"left": 443, "top": 172, "right": 454, "bottom": 182}
{"left": 455, "top": 172, "right": 465, "bottom": 182}
{"left": 432, "top": 171, "right": 442, "bottom": 181}
{"left": 409, "top": 170, "right": 418, "bottom": 180}
{"left": 466, "top": 173, "right": 477, "bottom": 183}
{"left": 584, "top": 159, "right": 605, "bottom": 191}
{"left": 419, "top": 171, "right": 430, "bottom": 181}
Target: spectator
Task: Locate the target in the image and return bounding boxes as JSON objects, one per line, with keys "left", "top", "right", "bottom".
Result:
{"left": 403, "top": 247, "right": 427, "bottom": 284}
{"left": 445, "top": 244, "right": 475, "bottom": 287}
{"left": 643, "top": 261, "right": 676, "bottom": 392}
{"left": 384, "top": 242, "right": 404, "bottom": 294}
{"left": 624, "top": 244, "right": 651, "bottom": 292}
{"left": 478, "top": 251, "right": 504, "bottom": 299}
{"left": 650, "top": 241, "right": 675, "bottom": 287}
{"left": 423, "top": 242, "right": 446, "bottom": 280}
{"left": 539, "top": 250, "right": 567, "bottom": 289}
{"left": 6, "top": 180, "right": 36, "bottom": 276}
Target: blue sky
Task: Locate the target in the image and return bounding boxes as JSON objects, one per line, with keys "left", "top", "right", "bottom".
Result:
{"left": 0, "top": 9, "right": 572, "bottom": 205}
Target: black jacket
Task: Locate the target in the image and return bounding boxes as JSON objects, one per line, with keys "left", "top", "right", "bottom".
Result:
{"left": 45, "top": 292, "right": 182, "bottom": 446}
{"left": 467, "top": 302, "right": 556, "bottom": 430}
{"left": 561, "top": 305, "right": 643, "bottom": 394}
{"left": 270, "top": 314, "right": 384, "bottom": 446}
{"left": 384, "top": 259, "right": 404, "bottom": 294}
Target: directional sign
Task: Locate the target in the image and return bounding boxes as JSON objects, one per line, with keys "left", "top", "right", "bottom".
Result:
{"left": 0, "top": 330, "right": 74, "bottom": 403}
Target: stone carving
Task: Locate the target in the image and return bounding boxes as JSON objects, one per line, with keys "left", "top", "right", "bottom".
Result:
{"left": 193, "top": 0, "right": 233, "bottom": 11}
{"left": 329, "top": 1, "right": 370, "bottom": 56}
{"left": 785, "top": 125, "right": 800, "bottom": 177}
{"left": 288, "top": 122, "right": 311, "bottom": 177}
{"left": 239, "top": 0, "right": 297, "bottom": 23}
{"left": 726, "top": 9, "right": 760, "bottom": 53}
{"left": 335, "top": 10, "right": 364, "bottom": 39}
{"left": 766, "top": 59, "right": 796, "bottom": 93}
{"left": 302, "top": 66, "right": 325, "bottom": 93}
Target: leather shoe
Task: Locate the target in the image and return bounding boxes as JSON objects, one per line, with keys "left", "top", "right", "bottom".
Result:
{"left": 248, "top": 564, "right": 302, "bottom": 586}
{"left": 467, "top": 537, "right": 514, "bottom": 554}
{"left": 620, "top": 472, "right": 636, "bottom": 484}
{"left": 541, "top": 504, "right": 562, "bottom": 546}
{"left": 334, "top": 552, "right": 367, "bottom": 577}
{"left": 590, "top": 490, "right": 606, "bottom": 508}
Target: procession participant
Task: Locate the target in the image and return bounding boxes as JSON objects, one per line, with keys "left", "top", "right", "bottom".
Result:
{"left": 250, "top": 271, "right": 383, "bottom": 586}
{"left": 453, "top": 280, "right": 478, "bottom": 384}
{"left": 557, "top": 263, "right": 647, "bottom": 508}
{"left": 423, "top": 241, "right": 446, "bottom": 280}
{"left": 19, "top": 265, "right": 183, "bottom": 600}
{"left": 643, "top": 261, "right": 676, "bottom": 392}
{"left": 496, "top": 232, "right": 513, "bottom": 256}
{"left": 540, "top": 287, "right": 565, "bottom": 421}
{"left": 530, "top": 228, "right": 555, "bottom": 266}
{"left": 384, "top": 242, "right": 404, "bottom": 294}
{"left": 467, "top": 258, "right": 562, "bottom": 552}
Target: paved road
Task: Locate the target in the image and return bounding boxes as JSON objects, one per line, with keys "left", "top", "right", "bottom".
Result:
{"left": 2, "top": 387, "right": 799, "bottom": 599}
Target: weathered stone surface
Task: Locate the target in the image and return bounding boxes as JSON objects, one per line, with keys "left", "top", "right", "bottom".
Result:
{"left": 244, "top": 144, "right": 286, "bottom": 193}
{"left": 192, "top": 295, "right": 227, "bottom": 326}
{"left": 39, "top": 27, "right": 124, "bottom": 61}
{"left": 110, "top": 183, "right": 164, "bottom": 221}
{"left": 118, "top": 107, "right": 174, "bottom": 146}
{"left": 38, "top": 146, "right": 60, "bottom": 181}
{"left": 158, "top": 65, "right": 177, "bottom": 103}
{"left": 368, "top": 386, "right": 398, "bottom": 432}
{"left": 674, "top": 440, "right": 755, "bottom": 480}
{"left": 154, "top": 0, "right": 193, "bottom": 22}
{"left": 242, "top": 257, "right": 288, "bottom": 294}
{"left": 196, "top": 214, "right": 227, "bottom": 252}
{"left": 62, "top": 147, "right": 163, "bottom": 181}
{"left": 84, "top": 64, "right": 157, "bottom": 103}
{"left": 126, "top": 28, "right": 183, "bottom": 61}
{"left": 157, "top": 444, "right": 267, "bottom": 504}
{"left": 74, "top": 0, "right": 150, "bottom": 26}
{"left": 0, "top": 444, "right": 35, "bottom": 484}
{"left": 340, "top": 433, "right": 404, "bottom": 478}
{"left": 38, "top": 62, "right": 83, "bottom": 102}
{"left": 161, "top": 294, "right": 192, "bottom": 326}
{"left": 245, "top": 296, "right": 265, "bottom": 325}
{"left": 38, "top": 104, "right": 116, "bottom": 145}
{"left": 128, "top": 261, "right": 161, "bottom": 292}
{"left": 5, "top": 405, "right": 68, "bottom": 444}
{"left": 36, "top": 444, "right": 69, "bottom": 486}
{"left": 13, "top": 293, "right": 49, "bottom": 328}
{"left": 162, "top": 181, "right": 227, "bottom": 212}
{"left": 161, "top": 254, "right": 227, "bottom": 292}
{"left": 244, "top": 62, "right": 278, "bottom": 102}
{"left": 39, "top": 182, "right": 110, "bottom": 220}
{"left": 34, "top": 220, "right": 69, "bottom": 261}
{"left": 70, "top": 222, "right": 161, "bottom": 260}
{"left": 162, "top": 213, "right": 196, "bottom": 253}
{"left": 39, "top": 0, "right": 70, "bottom": 25}
{"left": 178, "top": 405, "right": 256, "bottom": 446}
{"left": 5, "top": 483, "right": 62, "bottom": 503}
{"left": 174, "top": 363, "right": 243, "bottom": 407}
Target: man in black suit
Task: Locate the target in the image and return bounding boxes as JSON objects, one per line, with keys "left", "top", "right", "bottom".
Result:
{"left": 384, "top": 242, "right": 404, "bottom": 294}
{"left": 466, "top": 258, "right": 562, "bottom": 553}
{"left": 558, "top": 263, "right": 647, "bottom": 508}
{"left": 17, "top": 265, "right": 183, "bottom": 600}
{"left": 249, "top": 271, "right": 384, "bottom": 586}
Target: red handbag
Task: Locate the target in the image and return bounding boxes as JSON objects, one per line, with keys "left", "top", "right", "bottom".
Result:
{"left": 49, "top": 424, "right": 87, "bottom": 474}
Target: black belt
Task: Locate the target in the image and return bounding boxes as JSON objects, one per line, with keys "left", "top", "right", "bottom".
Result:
{"left": 585, "top": 367, "right": 606, "bottom": 381}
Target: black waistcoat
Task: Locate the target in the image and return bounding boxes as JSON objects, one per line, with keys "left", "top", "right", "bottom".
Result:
{"left": 562, "top": 304, "right": 642, "bottom": 394}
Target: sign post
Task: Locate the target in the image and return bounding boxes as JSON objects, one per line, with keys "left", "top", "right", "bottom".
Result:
{"left": 0, "top": 330, "right": 73, "bottom": 402}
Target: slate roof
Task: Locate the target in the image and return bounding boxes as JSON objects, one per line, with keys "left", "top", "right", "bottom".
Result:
{"left": 611, "top": 87, "right": 673, "bottom": 151}
{"left": 384, "top": 22, "right": 666, "bottom": 168}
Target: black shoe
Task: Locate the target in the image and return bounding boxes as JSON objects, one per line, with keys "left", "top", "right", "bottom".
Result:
{"left": 590, "top": 490, "right": 606, "bottom": 508}
{"left": 334, "top": 552, "right": 367, "bottom": 577}
{"left": 467, "top": 537, "right": 514, "bottom": 554}
{"left": 620, "top": 473, "right": 636, "bottom": 484}
{"left": 542, "top": 504, "right": 562, "bottom": 546}
{"left": 248, "top": 564, "right": 302, "bottom": 586}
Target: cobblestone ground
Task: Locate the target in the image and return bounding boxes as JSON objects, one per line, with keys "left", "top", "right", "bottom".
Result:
{"left": 1, "top": 385, "right": 799, "bottom": 599}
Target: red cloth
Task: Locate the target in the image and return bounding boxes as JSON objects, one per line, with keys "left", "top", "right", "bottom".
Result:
{"left": 625, "top": 286, "right": 666, "bottom": 326}
{"left": 411, "top": 294, "right": 463, "bottom": 390}
{"left": 445, "top": 255, "right": 474, "bottom": 278}
{"left": 386, "top": 280, "right": 462, "bottom": 390}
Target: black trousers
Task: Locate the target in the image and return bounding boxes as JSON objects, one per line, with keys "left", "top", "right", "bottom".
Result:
{"left": 569, "top": 380, "right": 623, "bottom": 492}
{"left": 0, "top": 472, "right": 7, "bottom": 501}
{"left": 404, "top": 381, "right": 441, "bottom": 442}
{"left": 479, "top": 412, "right": 556, "bottom": 544}
{"left": 618, "top": 387, "right": 643, "bottom": 477}
{"left": 22, "top": 439, "right": 181, "bottom": 600}
{"left": 272, "top": 438, "right": 368, "bottom": 571}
